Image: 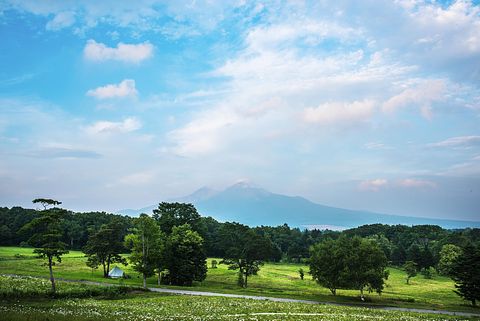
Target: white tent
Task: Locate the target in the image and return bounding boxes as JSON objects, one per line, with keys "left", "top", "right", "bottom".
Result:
{"left": 108, "top": 266, "right": 124, "bottom": 278}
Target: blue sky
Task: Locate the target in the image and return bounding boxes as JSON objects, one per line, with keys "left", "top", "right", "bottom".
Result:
{"left": 0, "top": 0, "right": 479, "bottom": 221}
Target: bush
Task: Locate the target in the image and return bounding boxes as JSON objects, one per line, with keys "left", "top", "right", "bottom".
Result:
{"left": 13, "top": 253, "right": 27, "bottom": 259}
{"left": 421, "top": 267, "right": 435, "bottom": 279}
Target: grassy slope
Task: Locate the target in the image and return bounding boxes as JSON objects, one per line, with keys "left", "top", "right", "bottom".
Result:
{"left": 0, "top": 277, "right": 477, "bottom": 321}
{"left": 0, "top": 246, "right": 476, "bottom": 313}
{"left": 2, "top": 293, "right": 479, "bottom": 321}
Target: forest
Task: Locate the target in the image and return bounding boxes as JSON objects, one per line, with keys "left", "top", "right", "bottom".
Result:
{"left": 1, "top": 202, "right": 479, "bottom": 270}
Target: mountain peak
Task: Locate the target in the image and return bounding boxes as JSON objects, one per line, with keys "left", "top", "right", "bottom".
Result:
{"left": 173, "top": 186, "right": 217, "bottom": 203}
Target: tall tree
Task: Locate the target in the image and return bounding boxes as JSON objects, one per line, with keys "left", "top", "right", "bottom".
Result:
{"left": 310, "top": 236, "right": 389, "bottom": 298}
{"left": 152, "top": 202, "right": 201, "bottom": 234}
{"left": 347, "top": 237, "right": 389, "bottom": 298}
{"left": 20, "top": 199, "right": 68, "bottom": 293}
{"left": 163, "top": 224, "right": 207, "bottom": 286}
{"left": 125, "top": 214, "right": 163, "bottom": 288}
{"left": 218, "top": 222, "right": 272, "bottom": 288}
{"left": 310, "top": 237, "right": 349, "bottom": 295}
{"left": 83, "top": 218, "right": 127, "bottom": 277}
{"left": 32, "top": 198, "right": 62, "bottom": 210}
{"left": 403, "top": 261, "right": 417, "bottom": 284}
{"left": 437, "top": 244, "right": 462, "bottom": 276}
{"left": 63, "top": 219, "right": 82, "bottom": 249}
{"left": 451, "top": 244, "right": 480, "bottom": 306}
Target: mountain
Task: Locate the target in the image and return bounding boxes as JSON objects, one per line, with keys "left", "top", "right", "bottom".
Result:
{"left": 117, "top": 182, "right": 480, "bottom": 229}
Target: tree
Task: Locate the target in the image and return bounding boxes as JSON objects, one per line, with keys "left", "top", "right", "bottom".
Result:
{"left": 163, "top": 224, "right": 207, "bottom": 286}
{"left": 310, "top": 238, "right": 347, "bottom": 295}
{"left": 218, "top": 222, "right": 272, "bottom": 288}
{"left": 438, "top": 244, "right": 462, "bottom": 276}
{"left": 404, "top": 260, "right": 417, "bottom": 284}
{"left": 19, "top": 199, "right": 68, "bottom": 293}
{"left": 407, "top": 243, "right": 422, "bottom": 267}
{"left": 391, "top": 245, "right": 407, "bottom": 266}
{"left": 86, "top": 255, "right": 100, "bottom": 274}
{"left": 451, "top": 244, "right": 480, "bottom": 306}
{"left": 83, "top": 218, "right": 128, "bottom": 278}
{"left": 152, "top": 202, "right": 201, "bottom": 234}
{"left": 125, "top": 214, "right": 163, "bottom": 288}
{"left": 32, "top": 198, "right": 62, "bottom": 210}
{"left": 419, "top": 245, "right": 436, "bottom": 271}
{"left": 347, "top": 237, "right": 389, "bottom": 298}
{"left": 211, "top": 260, "right": 218, "bottom": 269}
{"left": 310, "top": 236, "right": 389, "bottom": 298}
{"left": 299, "top": 268, "right": 304, "bottom": 280}
{"left": 63, "top": 219, "right": 82, "bottom": 249}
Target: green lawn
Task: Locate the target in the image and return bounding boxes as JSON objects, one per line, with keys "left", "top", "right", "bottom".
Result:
{"left": 0, "top": 246, "right": 477, "bottom": 314}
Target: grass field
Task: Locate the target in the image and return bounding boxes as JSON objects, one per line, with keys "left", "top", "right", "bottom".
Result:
{"left": 0, "top": 276, "right": 478, "bottom": 321}
{"left": 0, "top": 246, "right": 478, "bottom": 315}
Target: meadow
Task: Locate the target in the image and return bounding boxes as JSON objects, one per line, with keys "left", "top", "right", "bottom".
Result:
{"left": 0, "top": 246, "right": 479, "bottom": 318}
{"left": 0, "top": 276, "right": 478, "bottom": 321}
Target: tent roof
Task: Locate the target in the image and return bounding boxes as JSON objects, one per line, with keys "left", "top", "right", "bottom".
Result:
{"left": 108, "top": 266, "right": 124, "bottom": 277}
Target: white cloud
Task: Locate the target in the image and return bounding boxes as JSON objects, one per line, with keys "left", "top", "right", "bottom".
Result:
{"left": 168, "top": 108, "right": 238, "bottom": 156}
{"left": 430, "top": 135, "right": 480, "bottom": 148}
{"left": 245, "top": 20, "right": 359, "bottom": 52}
{"left": 398, "top": 178, "right": 436, "bottom": 189}
{"left": 45, "top": 11, "right": 75, "bottom": 31}
{"left": 359, "top": 179, "right": 388, "bottom": 191}
{"left": 364, "top": 142, "right": 391, "bottom": 150}
{"left": 303, "top": 100, "right": 376, "bottom": 125}
{"left": 382, "top": 79, "right": 446, "bottom": 118}
{"left": 83, "top": 40, "right": 153, "bottom": 63}
{"left": 85, "top": 117, "right": 141, "bottom": 135}
{"left": 86, "top": 79, "right": 138, "bottom": 99}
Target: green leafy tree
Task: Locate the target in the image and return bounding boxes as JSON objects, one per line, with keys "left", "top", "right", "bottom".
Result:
{"left": 63, "top": 219, "right": 82, "bottom": 249}
{"left": 347, "top": 237, "right": 389, "bottom": 298}
{"left": 310, "top": 238, "right": 347, "bottom": 295}
{"left": 19, "top": 199, "right": 68, "bottom": 293}
{"left": 152, "top": 202, "right": 201, "bottom": 234}
{"left": 86, "top": 255, "right": 100, "bottom": 274}
{"left": 32, "top": 198, "right": 62, "bottom": 210}
{"left": 83, "top": 218, "right": 127, "bottom": 277}
{"left": 407, "top": 243, "right": 422, "bottom": 267}
{"left": 438, "top": 244, "right": 462, "bottom": 276}
{"left": 211, "top": 260, "right": 218, "bottom": 269}
{"left": 310, "top": 236, "right": 389, "bottom": 298}
{"left": 391, "top": 245, "right": 407, "bottom": 266}
{"left": 125, "top": 214, "right": 163, "bottom": 288}
{"left": 218, "top": 222, "right": 272, "bottom": 288}
{"left": 451, "top": 244, "right": 480, "bottom": 306}
{"left": 404, "top": 260, "right": 417, "bottom": 284}
{"left": 163, "top": 224, "right": 207, "bottom": 286}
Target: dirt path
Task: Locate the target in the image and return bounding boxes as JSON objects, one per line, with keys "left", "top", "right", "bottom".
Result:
{"left": 3, "top": 274, "right": 480, "bottom": 318}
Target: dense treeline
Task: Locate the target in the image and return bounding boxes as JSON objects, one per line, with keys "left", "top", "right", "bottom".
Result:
{"left": 1, "top": 206, "right": 479, "bottom": 265}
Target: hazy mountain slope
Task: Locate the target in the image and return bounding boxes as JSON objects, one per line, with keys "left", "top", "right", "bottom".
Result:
{"left": 117, "top": 183, "right": 480, "bottom": 229}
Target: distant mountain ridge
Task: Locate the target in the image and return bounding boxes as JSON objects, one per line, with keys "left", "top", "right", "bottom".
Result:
{"left": 117, "top": 182, "right": 480, "bottom": 229}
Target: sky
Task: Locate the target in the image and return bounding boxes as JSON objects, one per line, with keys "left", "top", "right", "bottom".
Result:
{"left": 0, "top": 0, "right": 479, "bottom": 221}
